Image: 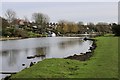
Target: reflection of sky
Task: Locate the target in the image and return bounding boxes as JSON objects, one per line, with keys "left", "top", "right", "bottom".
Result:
{"left": 1, "top": 2, "right": 118, "bottom": 23}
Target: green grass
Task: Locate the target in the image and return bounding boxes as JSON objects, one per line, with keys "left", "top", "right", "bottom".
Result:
{"left": 27, "top": 31, "right": 42, "bottom": 37}
{"left": 10, "top": 37, "right": 118, "bottom": 79}
{"left": 103, "top": 34, "right": 115, "bottom": 37}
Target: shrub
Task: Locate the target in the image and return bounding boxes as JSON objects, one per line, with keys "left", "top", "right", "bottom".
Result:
{"left": 14, "top": 29, "right": 28, "bottom": 38}
{"left": 27, "top": 31, "right": 42, "bottom": 37}
{"left": 112, "top": 25, "right": 120, "bottom": 36}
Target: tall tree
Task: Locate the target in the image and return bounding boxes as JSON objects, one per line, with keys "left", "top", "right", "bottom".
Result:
{"left": 58, "top": 20, "right": 69, "bottom": 33}
{"left": 87, "top": 22, "right": 95, "bottom": 33}
{"left": 32, "top": 13, "right": 49, "bottom": 26}
{"left": 32, "top": 12, "right": 50, "bottom": 33}
{"left": 5, "top": 9, "right": 16, "bottom": 26}
{"left": 112, "top": 23, "right": 120, "bottom": 36}
{"left": 96, "top": 22, "right": 110, "bottom": 34}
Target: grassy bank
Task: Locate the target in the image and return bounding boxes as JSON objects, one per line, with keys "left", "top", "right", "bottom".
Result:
{"left": 10, "top": 37, "right": 118, "bottom": 79}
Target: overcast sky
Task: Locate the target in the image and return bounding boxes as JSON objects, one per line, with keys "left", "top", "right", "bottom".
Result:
{"left": 1, "top": 0, "right": 119, "bottom": 2}
{"left": 1, "top": 2, "right": 118, "bottom": 24}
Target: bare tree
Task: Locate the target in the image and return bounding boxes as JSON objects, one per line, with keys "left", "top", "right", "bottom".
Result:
{"left": 96, "top": 22, "right": 111, "bottom": 34}
{"left": 32, "top": 12, "right": 49, "bottom": 26}
{"left": 32, "top": 12, "right": 50, "bottom": 33}
{"left": 5, "top": 9, "right": 16, "bottom": 24}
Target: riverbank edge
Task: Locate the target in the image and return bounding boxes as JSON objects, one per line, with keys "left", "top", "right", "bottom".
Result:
{"left": 64, "top": 38, "right": 97, "bottom": 61}
{"left": 0, "top": 37, "right": 22, "bottom": 41}
{"left": 0, "top": 36, "right": 45, "bottom": 41}
{"left": 0, "top": 37, "right": 45, "bottom": 41}
{"left": 0, "top": 33, "right": 99, "bottom": 41}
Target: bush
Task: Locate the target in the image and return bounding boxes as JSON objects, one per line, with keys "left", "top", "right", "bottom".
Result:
{"left": 14, "top": 29, "right": 28, "bottom": 38}
{"left": 2, "top": 28, "right": 15, "bottom": 37}
{"left": 112, "top": 25, "right": 120, "bottom": 36}
{"left": 27, "top": 31, "right": 42, "bottom": 37}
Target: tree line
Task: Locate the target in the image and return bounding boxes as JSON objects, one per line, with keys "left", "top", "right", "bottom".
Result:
{"left": 0, "top": 9, "right": 120, "bottom": 38}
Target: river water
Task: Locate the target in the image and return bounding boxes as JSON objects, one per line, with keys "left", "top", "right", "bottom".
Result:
{"left": 0, "top": 37, "right": 92, "bottom": 79}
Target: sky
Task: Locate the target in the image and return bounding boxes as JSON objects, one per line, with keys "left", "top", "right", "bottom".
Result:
{"left": 1, "top": 0, "right": 119, "bottom": 2}
{"left": 1, "top": 1, "right": 118, "bottom": 24}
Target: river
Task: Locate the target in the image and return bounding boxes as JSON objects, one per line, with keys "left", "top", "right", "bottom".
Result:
{"left": 0, "top": 37, "right": 92, "bottom": 79}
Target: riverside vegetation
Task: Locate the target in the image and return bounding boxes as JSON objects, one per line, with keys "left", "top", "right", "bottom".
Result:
{"left": 1, "top": 9, "right": 120, "bottom": 39}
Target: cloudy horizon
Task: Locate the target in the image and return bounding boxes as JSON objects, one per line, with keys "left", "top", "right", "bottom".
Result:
{"left": 1, "top": 2, "right": 118, "bottom": 24}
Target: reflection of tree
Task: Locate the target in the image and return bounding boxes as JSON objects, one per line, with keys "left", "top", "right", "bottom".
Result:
{"left": 8, "top": 50, "right": 18, "bottom": 66}
{"left": 36, "top": 47, "right": 45, "bottom": 55}
{"left": 1, "top": 51, "right": 9, "bottom": 56}
{"left": 24, "top": 49, "right": 29, "bottom": 55}
{"left": 78, "top": 40, "right": 84, "bottom": 45}
{"left": 2, "top": 50, "right": 19, "bottom": 67}
{"left": 35, "top": 47, "right": 47, "bottom": 60}
{"left": 59, "top": 39, "right": 81, "bottom": 49}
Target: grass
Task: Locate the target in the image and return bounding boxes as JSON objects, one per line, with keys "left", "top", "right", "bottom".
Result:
{"left": 103, "top": 34, "right": 115, "bottom": 37}
{"left": 10, "top": 36, "right": 118, "bottom": 79}
{"left": 27, "top": 31, "right": 42, "bottom": 37}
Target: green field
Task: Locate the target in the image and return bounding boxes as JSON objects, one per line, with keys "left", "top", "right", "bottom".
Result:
{"left": 10, "top": 37, "right": 118, "bottom": 79}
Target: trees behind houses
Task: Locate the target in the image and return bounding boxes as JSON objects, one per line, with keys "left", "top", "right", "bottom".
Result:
{"left": 56, "top": 20, "right": 79, "bottom": 34}
{"left": 95, "top": 22, "right": 112, "bottom": 35}
{"left": 2, "top": 9, "right": 29, "bottom": 37}
{"left": 77, "top": 22, "right": 86, "bottom": 34}
{"left": 56, "top": 21, "right": 113, "bottom": 35}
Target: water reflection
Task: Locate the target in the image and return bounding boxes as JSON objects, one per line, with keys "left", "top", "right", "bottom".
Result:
{"left": 0, "top": 37, "right": 92, "bottom": 79}
{"left": 59, "top": 39, "right": 82, "bottom": 49}
{"left": 35, "top": 47, "right": 47, "bottom": 60}
{"left": 8, "top": 50, "right": 18, "bottom": 66}
{"left": 1, "top": 51, "right": 9, "bottom": 57}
